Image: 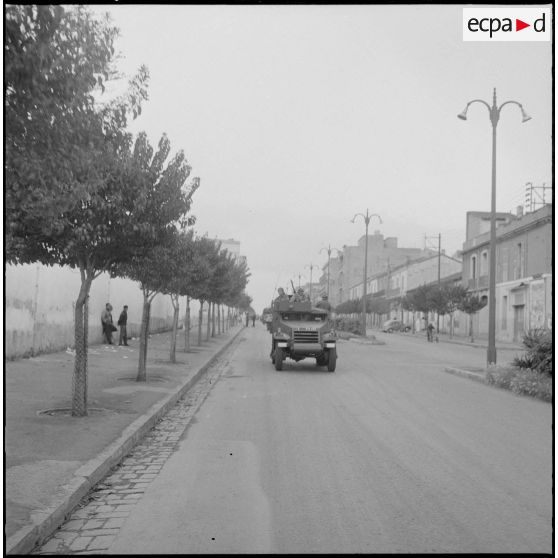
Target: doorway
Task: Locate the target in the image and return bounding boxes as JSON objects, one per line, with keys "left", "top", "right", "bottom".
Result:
{"left": 513, "top": 304, "right": 525, "bottom": 343}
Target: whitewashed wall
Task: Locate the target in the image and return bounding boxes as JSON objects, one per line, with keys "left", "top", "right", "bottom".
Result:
{"left": 5, "top": 263, "right": 210, "bottom": 359}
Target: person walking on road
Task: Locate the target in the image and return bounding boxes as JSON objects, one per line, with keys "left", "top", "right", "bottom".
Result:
{"left": 251, "top": 313, "right": 256, "bottom": 327}
{"left": 245, "top": 312, "right": 250, "bottom": 327}
{"left": 117, "top": 305, "right": 129, "bottom": 346}
{"left": 101, "top": 303, "right": 115, "bottom": 344}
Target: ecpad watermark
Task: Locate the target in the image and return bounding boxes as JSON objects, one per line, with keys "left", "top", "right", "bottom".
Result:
{"left": 463, "top": 7, "right": 551, "bottom": 41}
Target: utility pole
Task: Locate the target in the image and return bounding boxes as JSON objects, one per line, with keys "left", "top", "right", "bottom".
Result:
{"left": 425, "top": 233, "right": 442, "bottom": 340}
{"left": 352, "top": 210, "right": 383, "bottom": 337}
{"left": 319, "top": 245, "right": 336, "bottom": 299}
{"left": 305, "top": 263, "right": 318, "bottom": 303}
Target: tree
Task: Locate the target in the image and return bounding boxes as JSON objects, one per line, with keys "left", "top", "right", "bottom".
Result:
{"left": 181, "top": 236, "right": 222, "bottom": 345}
{"left": 443, "top": 285, "right": 468, "bottom": 338}
{"left": 153, "top": 230, "right": 197, "bottom": 363}
{"left": 5, "top": 5, "right": 148, "bottom": 259}
{"left": 458, "top": 294, "right": 487, "bottom": 343}
{"left": 236, "top": 293, "right": 253, "bottom": 313}
{"left": 368, "top": 296, "right": 390, "bottom": 318}
{"left": 113, "top": 135, "right": 199, "bottom": 381}
{"left": 210, "top": 250, "right": 250, "bottom": 335}
{"left": 5, "top": 5, "right": 158, "bottom": 416}
{"left": 402, "top": 284, "right": 433, "bottom": 330}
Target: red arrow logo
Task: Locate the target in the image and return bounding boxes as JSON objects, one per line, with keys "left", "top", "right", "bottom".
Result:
{"left": 516, "top": 19, "right": 530, "bottom": 31}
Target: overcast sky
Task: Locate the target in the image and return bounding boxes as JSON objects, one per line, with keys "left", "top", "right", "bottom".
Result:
{"left": 94, "top": 4, "right": 552, "bottom": 312}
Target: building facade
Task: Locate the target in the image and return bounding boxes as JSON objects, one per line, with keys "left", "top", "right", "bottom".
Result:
{"left": 461, "top": 205, "right": 552, "bottom": 342}
{"left": 321, "top": 232, "right": 435, "bottom": 307}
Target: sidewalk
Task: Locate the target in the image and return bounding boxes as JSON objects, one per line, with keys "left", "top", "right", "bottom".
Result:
{"left": 5, "top": 324, "right": 244, "bottom": 555}
{"left": 367, "top": 328, "right": 524, "bottom": 352}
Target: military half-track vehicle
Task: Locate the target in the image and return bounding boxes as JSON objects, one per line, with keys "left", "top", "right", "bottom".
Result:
{"left": 269, "top": 299, "right": 337, "bottom": 372}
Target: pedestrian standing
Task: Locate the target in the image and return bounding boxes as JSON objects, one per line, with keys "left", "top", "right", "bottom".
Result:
{"left": 117, "top": 305, "right": 129, "bottom": 346}
{"left": 427, "top": 322, "right": 435, "bottom": 342}
{"left": 245, "top": 312, "right": 249, "bottom": 327}
{"left": 101, "top": 303, "right": 115, "bottom": 344}
{"left": 251, "top": 313, "right": 256, "bottom": 327}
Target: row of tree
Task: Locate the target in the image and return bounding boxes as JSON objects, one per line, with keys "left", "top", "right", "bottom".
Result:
{"left": 335, "top": 284, "right": 486, "bottom": 340}
{"left": 401, "top": 284, "right": 486, "bottom": 339}
{"left": 5, "top": 5, "right": 252, "bottom": 416}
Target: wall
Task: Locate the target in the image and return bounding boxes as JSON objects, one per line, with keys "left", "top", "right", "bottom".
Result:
{"left": 5, "top": 263, "right": 211, "bottom": 359}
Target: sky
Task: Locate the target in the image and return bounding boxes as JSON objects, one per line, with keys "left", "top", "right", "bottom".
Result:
{"left": 92, "top": 4, "right": 553, "bottom": 312}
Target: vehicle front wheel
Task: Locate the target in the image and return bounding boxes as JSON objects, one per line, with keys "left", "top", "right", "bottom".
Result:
{"left": 327, "top": 348, "right": 337, "bottom": 372}
{"left": 387, "top": 328, "right": 393, "bottom": 333}
{"left": 274, "top": 347, "right": 284, "bottom": 371}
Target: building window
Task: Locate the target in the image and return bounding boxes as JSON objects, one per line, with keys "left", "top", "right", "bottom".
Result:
{"left": 480, "top": 251, "right": 488, "bottom": 276}
{"left": 516, "top": 242, "right": 523, "bottom": 279}
{"left": 502, "top": 247, "right": 508, "bottom": 282}
{"left": 502, "top": 295, "right": 508, "bottom": 330}
{"left": 471, "top": 255, "right": 477, "bottom": 279}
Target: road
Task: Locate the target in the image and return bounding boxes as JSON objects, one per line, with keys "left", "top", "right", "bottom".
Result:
{"left": 103, "top": 326, "right": 552, "bottom": 554}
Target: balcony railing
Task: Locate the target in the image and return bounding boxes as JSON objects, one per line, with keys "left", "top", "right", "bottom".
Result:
{"left": 467, "top": 275, "right": 488, "bottom": 291}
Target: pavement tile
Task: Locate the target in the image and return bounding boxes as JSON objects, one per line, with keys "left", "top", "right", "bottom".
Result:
{"left": 69, "top": 536, "right": 93, "bottom": 551}
{"left": 113, "top": 504, "right": 134, "bottom": 512}
{"left": 88, "top": 535, "right": 116, "bottom": 550}
{"left": 53, "top": 531, "right": 78, "bottom": 544}
{"left": 62, "top": 519, "right": 86, "bottom": 530}
{"left": 129, "top": 482, "right": 150, "bottom": 489}
{"left": 79, "top": 528, "right": 120, "bottom": 537}
{"left": 83, "top": 518, "right": 106, "bottom": 530}
{"left": 138, "top": 473, "right": 157, "bottom": 480}
{"left": 103, "top": 517, "right": 127, "bottom": 529}
{"left": 36, "top": 538, "right": 64, "bottom": 553}
{"left": 94, "top": 505, "right": 115, "bottom": 513}
{"left": 93, "top": 511, "right": 130, "bottom": 519}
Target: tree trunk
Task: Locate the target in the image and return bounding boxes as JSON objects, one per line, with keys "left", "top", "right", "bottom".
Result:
{"left": 449, "top": 313, "right": 454, "bottom": 338}
{"left": 198, "top": 301, "right": 204, "bottom": 345}
{"left": 217, "top": 305, "right": 221, "bottom": 335}
{"left": 469, "top": 313, "right": 474, "bottom": 343}
{"left": 137, "top": 294, "right": 151, "bottom": 381}
{"left": 184, "top": 296, "right": 191, "bottom": 352}
{"left": 206, "top": 301, "right": 211, "bottom": 341}
{"left": 72, "top": 273, "right": 93, "bottom": 417}
{"left": 170, "top": 295, "right": 179, "bottom": 363}
{"left": 211, "top": 302, "right": 216, "bottom": 337}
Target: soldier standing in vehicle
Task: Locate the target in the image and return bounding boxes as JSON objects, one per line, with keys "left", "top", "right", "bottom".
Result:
{"left": 293, "top": 287, "right": 308, "bottom": 302}
{"left": 275, "top": 287, "right": 288, "bottom": 303}
{"left": 315, "top": 294, "right": 332, "bottom": 313}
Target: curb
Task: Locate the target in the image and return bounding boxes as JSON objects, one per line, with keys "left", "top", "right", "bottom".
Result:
{"left": 439, "top": 338, "right": 523, "bottom": 351}
{"left": 6, "top": 326, "right": 245, "bottom": 556}
{"left": 444, "top": 366, "right": 487, "bottom": 383}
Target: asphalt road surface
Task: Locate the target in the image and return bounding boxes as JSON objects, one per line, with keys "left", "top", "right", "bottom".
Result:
{"left": 108, "top": 326, "right": 552, "bottom": 554}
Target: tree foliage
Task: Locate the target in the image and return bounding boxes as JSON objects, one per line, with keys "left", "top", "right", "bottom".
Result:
{"left": 5, "top": 5, "right": 149, "bottom": 261}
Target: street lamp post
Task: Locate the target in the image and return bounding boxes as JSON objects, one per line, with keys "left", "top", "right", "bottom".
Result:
{"left": 458, "top": 88, "right": 531, "bottom": 366}
{"left": 319, "top": 245, "right": 334, "bottom": 299}
{"left": 351, "top": 210, "right": 383, "bottom": 337}
{"left": 305, "top": 263, "right": 318, "bottom": 302}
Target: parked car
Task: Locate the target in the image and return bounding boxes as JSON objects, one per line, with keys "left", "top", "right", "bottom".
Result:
{"left": 381, "top": 319, "right": 411, "bottom": 333}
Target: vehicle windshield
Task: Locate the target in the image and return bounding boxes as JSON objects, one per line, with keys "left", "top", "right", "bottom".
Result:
{"left": 280, "top": 313, "right": 326, "bottom": 322}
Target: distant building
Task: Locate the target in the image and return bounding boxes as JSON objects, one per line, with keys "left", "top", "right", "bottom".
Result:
{"left": 218, "top": 238, "right": 241, "bottom": 258}
{"left": 461, "top": 205, "right": 552, "bottom": 342}
{"left": 323, "top": 231, "right": 435, "bottom": 306}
